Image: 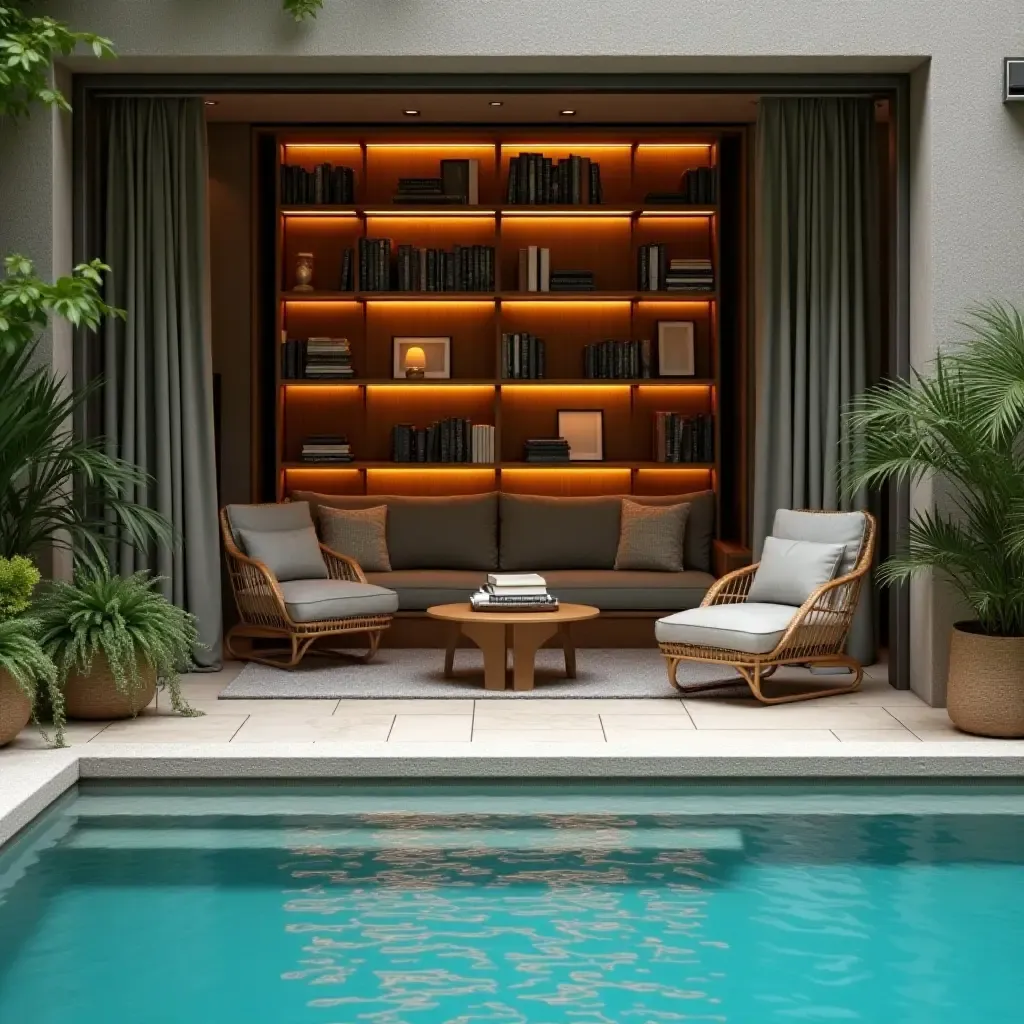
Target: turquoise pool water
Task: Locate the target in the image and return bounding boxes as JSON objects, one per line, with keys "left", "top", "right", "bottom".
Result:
{"left": 1, "top": 781, "right": 1023, "bottom": 1023}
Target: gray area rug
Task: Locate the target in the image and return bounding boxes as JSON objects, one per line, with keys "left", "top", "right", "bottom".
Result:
{"left": 220, "top": 648, "right": 743, "bottom": 700}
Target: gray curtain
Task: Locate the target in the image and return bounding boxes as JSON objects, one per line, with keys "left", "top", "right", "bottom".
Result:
{"left": 753, "top": 97, "right": 881, "bottom": 663}
{"left": 100, "top": 98, "right": 222, "bottom": 667}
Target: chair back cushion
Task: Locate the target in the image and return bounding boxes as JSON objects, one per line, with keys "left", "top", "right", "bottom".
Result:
{"left": 226, "top": 501, "right": 315, "bottom": 544}
{"left": 320, "top": 506, "right": 391, "bottom": 572}
{"left": 770, "top": 509, "right": 868, "bottom": 576}
{"left": 237, "top": 525, "right": 328, "bottom": 582}
{"left": 747, "top": 536, "right": 845, "bottom": 607}
{"left": 614, "top": 500, "right": 690, "bottom": 572}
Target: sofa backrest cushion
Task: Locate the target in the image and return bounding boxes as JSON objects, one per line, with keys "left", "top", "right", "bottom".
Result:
{"left": 621, "top": 490, "right": 715, "bottom": 572}
{"left": 499, "top": 494, "right": 622, "bottom": 570}
{"left": 291, "top": 491, "right": 498, "bottom": 571}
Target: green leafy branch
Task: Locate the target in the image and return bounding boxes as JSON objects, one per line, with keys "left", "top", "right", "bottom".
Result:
{"left": 283, "top": 0, "right": 325, "bottom": 21}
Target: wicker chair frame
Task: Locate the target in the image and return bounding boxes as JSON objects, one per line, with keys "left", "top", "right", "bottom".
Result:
{"left": 220, "top": 507, "right": 393, "bottom": 669}
{"left": 659, "top": 510, "right": 877, "bottom": 704}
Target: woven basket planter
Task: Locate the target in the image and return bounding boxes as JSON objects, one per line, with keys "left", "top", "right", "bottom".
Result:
{"left": 64, "top": 655, "right": 157, "bottom": 721}
{"left": 0, "top": 670, "right": 32, "bottom": 746}
{"left": 946, "top": 623, "right": 1024, "bottom": 738}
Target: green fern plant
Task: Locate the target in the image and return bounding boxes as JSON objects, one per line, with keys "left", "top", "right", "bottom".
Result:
{"left": 0, "top": 616, "right": 64, "bottom": 746}
{"left": 0, "top": 554, "right": 40, "bottom": 619}
{"left": 843, "top": 301, "right": 1024, "bottom": 637}
{"left": 38, "top": 569, "right": 203, "bottom": 719}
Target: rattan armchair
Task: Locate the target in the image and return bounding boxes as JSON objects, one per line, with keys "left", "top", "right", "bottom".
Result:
{"left": 657, "top": 510, "right": 877, "bottom": 704}
{"left": 220, "top": 506, "right": 395, "bottom": 669}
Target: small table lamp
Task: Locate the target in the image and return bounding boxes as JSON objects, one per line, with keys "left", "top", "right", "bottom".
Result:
{"left": 403, "top": 345, "right": 427, "bottom": 378}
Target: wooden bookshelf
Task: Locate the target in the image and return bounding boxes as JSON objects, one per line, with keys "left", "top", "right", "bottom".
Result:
{"left": 265, "top": 128, "right": 746, "bottom": 532}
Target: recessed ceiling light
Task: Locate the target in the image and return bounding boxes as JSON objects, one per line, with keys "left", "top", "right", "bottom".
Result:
{"left": 560, "top": 109, "right": 577, "bottom": 116}
{"left": 204, "top": 100, "right": 217, "bottom": 107}
{"left": 489, "top": 101, "right": 504, "bottom": 107}
{"left": 403, "top": 109, "right": 420, "bottom": 116}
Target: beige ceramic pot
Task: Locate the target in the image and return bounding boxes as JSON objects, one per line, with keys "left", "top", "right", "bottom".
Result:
{"left": 946, "top": 622, "right": 1024, "bottom": 738}
{"left": 64, "top": 655, "right": 157, "bottom": 720}
{"left": 0, "top": 669, "right": 32, "bottom": 746}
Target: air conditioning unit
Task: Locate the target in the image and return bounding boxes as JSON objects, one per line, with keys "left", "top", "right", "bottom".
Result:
{"left": 1004, "top": 59, "right": 1024, "bottom": 101}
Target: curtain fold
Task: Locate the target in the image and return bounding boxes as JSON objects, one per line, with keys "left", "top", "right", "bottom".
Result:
{"left": 753, "top": 97, "right": 881, "bottom": 664}
{"left": 100, "top": 98, "right": 222, "bottom": 667}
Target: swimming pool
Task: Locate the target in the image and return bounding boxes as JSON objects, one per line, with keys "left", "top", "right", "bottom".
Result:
{"left": 1, "top": 780, "right": 1022, "bottom": 1023}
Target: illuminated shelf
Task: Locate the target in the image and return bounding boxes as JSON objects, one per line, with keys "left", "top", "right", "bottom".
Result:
{"left": 282, "top": 460, "right": 713, "bottom": 470}
{"left": 279, "top": 378, "right": 715, "bottom": 388}
{"left": 499, "top": 378, "right": 716, "bottom": 387}
{"left": 279, "top": 292, "right": 718, "bottom": 303}
{"left": 279, "top": 204, "right": 717, "bottom": 218}
{"left": 281, "top": 378, "right": 496, "bottom": 387}
{"left": 500, "top": 462, "right": 715, "bottom": 470}
{"left": 282, "top": 461, "right": 497, "bottom": 470}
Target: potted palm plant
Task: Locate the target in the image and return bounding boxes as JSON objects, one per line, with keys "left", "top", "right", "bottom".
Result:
{"left": 844, "top": 302, "right": 1024, "bottom": 737}
{"left": 38, "top": 568, "right": 201, "bottom": 721}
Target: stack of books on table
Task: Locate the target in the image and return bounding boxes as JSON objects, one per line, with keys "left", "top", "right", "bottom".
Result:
{"left": 305, "top": 337, "right": 354, "bottom": 378}
{"left": 301, "top": 435, "right": 353, "bottom": 464}
{"left": 523, "top": 438, "right": 570, "bottom": 463}
{"left": 471, "top": 573, "right": 558, "bottom": 612}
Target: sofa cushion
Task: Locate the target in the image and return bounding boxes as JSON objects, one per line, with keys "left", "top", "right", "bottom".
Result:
{"left": 226, "top": 501, "right": 316, "bottom": 545}
{"left": 320, "top": 505, "right": 391, "bottom": 572}
{"left": 623, "top": 490, "right": 715, "bottom": 573}
{"left": 278, "top": 579, "right": 398, "bottom": 623}
{"left": 747, "top": 536, "right": 845, "bottom": 607}
{"left": 499, "top": 494, "right": 622, "bottom": 570}
{"left": 292, "top": 491, "right": 498, "bottom": 570}
{"left": 237, "top": 525, "right": 328, "bottom": 582}
{"left": 364, "top": 570, "right": 487, "bottom": 611}
{"left": 614, "top": 500, "right": 690, "bottom": 572}
{"left": 655, "top": 603, "right": 797, "bottom": 655}
{"left": 544, "top": 569, "right": 714, "bottom": 611}
{"left": 771, "top": 509, "right": 868, "bottom": 576}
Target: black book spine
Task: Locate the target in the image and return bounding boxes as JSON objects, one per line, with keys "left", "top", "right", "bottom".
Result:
{"left": 445, "top": 250, "right": 455, "bottom": 292}
{"left": 507, "top": 158, "right": 517, "bottom": 204}
{"left": 519, "top": 334, "right": 529, "bottom": 379}
{"left": 537, "top": 338, "right": 545, "bottom": 379}
{"left": 639, "top": 246, "right": 649, "bottom": 291}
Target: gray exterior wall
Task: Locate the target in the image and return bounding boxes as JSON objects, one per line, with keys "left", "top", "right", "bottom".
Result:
{"left": 4, "top": 1, "right": 1024, "bottom": 704}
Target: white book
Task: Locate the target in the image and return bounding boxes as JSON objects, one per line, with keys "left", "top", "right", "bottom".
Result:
{"left": 487, "top": 573, "right": 546, "bottom": 587}
{"left": 527, "top": 245, "right": 539, "bottom": 291}
{"left": 540, "top": 247, "right": 551, "bottom": 291}
{"left": 487, "top": 585, "right": 549, "bottom": 596}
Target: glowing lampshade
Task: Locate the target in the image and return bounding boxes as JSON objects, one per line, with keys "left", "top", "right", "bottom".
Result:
{"left": 403, "top": 345, "right": 427, "bottom": 378}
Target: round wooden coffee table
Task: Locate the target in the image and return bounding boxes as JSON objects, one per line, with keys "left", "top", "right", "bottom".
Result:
{"left": 426, "top": 603, "right": 601, "bottom": 692}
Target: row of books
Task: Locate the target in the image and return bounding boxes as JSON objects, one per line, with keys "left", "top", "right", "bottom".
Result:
{"left": 395, "top": 244, "right": 496, "bottom": 292}
{"left": 517, "top": 246, "right": 551, "bottom": 291}
{"left": 280, "top": 163, "right": 356, "bottom": 205}
{"left": 506, "top": 154, "right": 603, "bottom": 205}
{"left": 470, "top": 573, "right": 557, "bottom": 612}
{"left": 393, "top": 160, "right": 481, "bottom": 205}
{"left": 281, "top": 337, "right": 354, "bottom": 380}
{"left": 645, "top": 166, "right": 718, "bottom": 206}
{"left": 653, "top": 412, "right": 715, "bottom": 463}
{"left": 391, "top": 420, "right": 493, "bottom": 464}
{"left": 523, "top": 438, "right": 570, "bottom": 463}
{"left": 584, "top": 339, "right": 652, "bottom": 379}
{"left": 638, "top": 245, "right": 715, "bottom": 292}
{"left": 300, "top": 435, "right": 353, "bottom": 464}
{"left": 502, "top": 333, "right": 546, "bottom": 379}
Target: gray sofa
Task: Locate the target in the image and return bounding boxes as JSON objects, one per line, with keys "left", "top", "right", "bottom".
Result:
{"left": 292, "top": 489, "right": 717, "bottom": 613}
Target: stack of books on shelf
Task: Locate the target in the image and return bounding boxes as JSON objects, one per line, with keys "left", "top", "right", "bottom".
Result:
{"left": 523, "top": 438, "right": 571, "bottom": 463}
{"left": 471, "top": 573, "right": 558, "bottom": 613}
{"left": 506, "top": 154, "right": 602, "bottom": 205}
{"left": 549, "top": 270, "right": 596, "bottom": 292}
{"left": 280, "top": 337, "right": 306, "bottom": 379}
{"left": 638, "top": 245, "right": 715, "bottom": 292}
{"left": 584, "top": 339, "right": 651, "bottom": 379}
{"left": 470, "top": 424, "right": 496, "bottom": 463}
{"left": 300, "top": 435, "right": 353, "bottom": 464}
{"left": 391, "top": 419, "right": 489, "bottom": 463}
{"left": 502, "top": 332, "right": 546, "bottom": 379}
{"left": 392, "top": 159, "right": 480, "bottom": 205}
{"left": 652, "top": 412, "right": 715, "bottom": 463}
{"left": 359, "top": 238, "right": 391, "bottom": 291}
{"left": 517, "top": 246, "right": 551, "bottom": 291}
{"left": 392, "top": 177, "right": 461, "bottom": 206}
{"left": 304, "top": 337, "right": 354, "bottom": 379}
{"left": 395, "top": 244, "right": 495, "bottom": 292}
{"left": 280, "top": 163, "right": 356, "bottom": 205}
{"left": 644, "top": 166, "right": 717, "bottom": 205}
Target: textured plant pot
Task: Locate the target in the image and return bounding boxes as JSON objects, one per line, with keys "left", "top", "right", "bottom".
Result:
{"left": 946, "top": 622, "right": 1024, "bottom": 738}
{"left": 0, "top": 669, "right": 33, "bottom": 746}
{"left": 64, "top": 655, "right": 157, "bottom": 721}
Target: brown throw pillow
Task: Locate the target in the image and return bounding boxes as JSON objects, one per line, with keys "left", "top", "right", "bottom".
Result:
{"left": 319, "top": 505, "right": 391, "bottom": 572}
{"left": 613, "top": 499, "right": 690, "bottom": 572}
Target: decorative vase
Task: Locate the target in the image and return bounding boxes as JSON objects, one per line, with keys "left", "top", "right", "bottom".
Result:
{"left": 293, "top": 252, "right": 315, "bottom": 292}
{"left": 0, "top": 669, "right": 32, "bottom": 746}
{"left": 946, "top": 622, "right": 1024, "bottom": 738}
{"left": 64, "top": 655, "right": 157, "bottom": 721}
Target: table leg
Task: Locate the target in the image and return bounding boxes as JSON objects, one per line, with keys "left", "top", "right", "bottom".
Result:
{"left": 511, "top": 622, "right": 559, "bottom": 692}
{"left": 560, "top": 624, "right": 577, "bottom": 679}
{"left": 460, "top": 621, "right": 508, "bottom": 691}
{"left": 443, "top": 622, "right": 461, "bottom": 678}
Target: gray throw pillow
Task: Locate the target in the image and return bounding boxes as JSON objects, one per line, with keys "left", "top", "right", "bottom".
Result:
{"left": 237, "top": 526, "right": 328, "bottom": 582}
{"left": 614, "top": 500, "right": 690, "bottom": 572}
{"left": 320, "top": 505, "right": 391, "bottom": 572}
{"left": 746, "top": 536, "right": 846, "bottom": 607}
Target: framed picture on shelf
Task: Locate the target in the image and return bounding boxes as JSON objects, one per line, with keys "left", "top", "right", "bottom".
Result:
{"left": 392, "top": 336, "right": 451, "bottom": 379}
{"left": 657, "top": 321, "right": 696, "bottom": 377}
{"left": 557, "top": 409, "right": 604, "bottom": 462}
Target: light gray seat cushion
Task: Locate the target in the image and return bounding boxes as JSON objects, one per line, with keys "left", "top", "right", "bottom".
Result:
{"left": 771, "top": 509, "right": 867, "bottom": 576}
{"left": 545, "top": 570, "right": 714, "bottom": 611}
{"left": 278, "top": 579, "right": 399, "bottom": 623}
{"left": 365, "top": 570, "right": 487, "bottom": 610}
{"left": 655, "top": 603, "right": 798, "bottom": 655}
